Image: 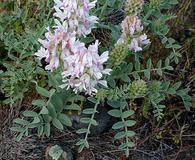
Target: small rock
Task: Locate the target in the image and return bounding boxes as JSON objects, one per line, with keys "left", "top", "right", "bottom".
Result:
{"left": 45, "top": 144, "right": 74, "bottom": 160}
{"left": 72, "top": 101, "right": 118, "bottom": 135}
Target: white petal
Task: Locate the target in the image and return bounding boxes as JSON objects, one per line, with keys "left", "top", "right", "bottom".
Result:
{"left": 102, "top": 69, "right": 112, "bottom": 75}
{"left": 99, "top": 80, "right": 108, "bottom": 87}
{"left": 99, "top": 51, "right": 109, "bottom": 63}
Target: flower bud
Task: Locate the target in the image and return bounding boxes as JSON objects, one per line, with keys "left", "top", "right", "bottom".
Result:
{"left": 125, "top": 0, "right": 144, "bottom": 16}
{"left": 129, "top": 79, "right": 147, "bottom": 98}
{"left": 148, "top": 0, "right": 161, "bottom": 10}
{"left": 109, "top": 42, "right": 129, "bottom": 67}
{"left": 149, "top": 81, "right": 162, "bottom": 93}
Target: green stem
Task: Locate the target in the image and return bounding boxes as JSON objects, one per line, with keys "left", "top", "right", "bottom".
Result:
{"left": 84, "top": 100, "right": 99, "bottom": 146}
{"left": 129, "top": 67, "right": 168, "bottom": 75}
{"left": 120, "top": 106, "right": 129, "bottom": 157}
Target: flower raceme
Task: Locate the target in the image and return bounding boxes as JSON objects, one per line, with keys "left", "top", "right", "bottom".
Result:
{"left": 35, "top": 26, "right": 77, "bottom": 71}
{"left": 121, "top": 16, "right": 143, "bottom": 38}
{"left": 35, "top": 0, "right": 111, "bottom": 95}
{"left": 53, "top": 0, "right": 98, "bottom": 36}
{"left": 60, "top": 40, "right": 112, "bottom": 95}
{"left": 118, "top": 15, "right": 150, "bottom": 52}
{"left": 109, "top": 1, "right": 150, "bottom": 67}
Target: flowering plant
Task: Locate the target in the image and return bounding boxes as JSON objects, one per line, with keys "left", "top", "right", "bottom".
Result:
{"left": 35, "top": 0, "right": 111, "bottom": 95}
{"left": 118, "top": 15, "right": 150, "bottom": 52}
{"left": 4, "top": 0, "right": 191, "bottom": 158}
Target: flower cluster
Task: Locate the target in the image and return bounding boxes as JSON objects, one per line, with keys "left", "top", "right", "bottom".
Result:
{"left": 125, "top": 0, "right": 144, "bottom": 16}
{"left": 60, "top": 40, "right": 111, "bottom": 95}
{"left": 117, "top": 0, "right": 150, "bottom": 53}
{"left": 109, "top": 2, "right": 150, "bottom": 67}
{"left": 35, "top": 0, "right": 111, "bottom": 95}
{"left": 53, "top": 0, "right": 98, "bottom": 36}
{"left": 128, "top": 79, "right": 147, "bottom": 98}
{"left": 118, "top": 15, "right": 150, "bottom": 52}
{"left": 35, "top": 26, "right": 76, "bottom": 71}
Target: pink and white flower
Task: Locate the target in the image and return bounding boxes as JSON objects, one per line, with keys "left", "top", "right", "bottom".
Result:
{"left": 128, "top": 38, "right": 143, "bottom": 52}
{"left": 35, "top": 26, "right": 77, "bottom": 71}
{"left": 138, "top": 33, "right": 150, "bottom": 45}
{"left": 35, "top": 0, "right": 111, "bottom": 95}
{"left": 118, "top": 15, "right": 150, "bottom": 52}
{"left": 53, "top": 0, "right": 98, "bottom": 36}
{"left": 121, "top": 16, "right": 143, "bottom": 38}
{"left": 60, "top": 40, "right": 112, "bottom": 95}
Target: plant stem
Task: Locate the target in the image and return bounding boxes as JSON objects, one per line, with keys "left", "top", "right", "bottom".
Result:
{"left": 120, "top": 106, "right": 130, "bottom": 157}
{"left": 84, "top": 100, "right": 99, "bottom": 145}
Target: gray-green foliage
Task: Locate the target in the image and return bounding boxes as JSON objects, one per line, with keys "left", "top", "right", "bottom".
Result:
{"left": 143, "top": 0, "right": 182, "bottom": 63}
{"left": 76, "top": 86, "right": 136, "bottom": 156}
{"left": 146, "top": 81, "right": 191, "bottom": 121}
{"left": 106, "top": 57, "right": 191, "bottom": 121}
{"left": 76, "top": 97, "right": 99, "bottom": 152}
{"left": 0, "top": 0, "right": 54, "bottom": 104}
{"left": 11, "top": 79, "right": 85, "bottom": 141}
{"left": 108, "top": 100, "right": 136, "bottom": 157}
{"left": 0, "top": 61, "right": 35, "bottom": 105}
